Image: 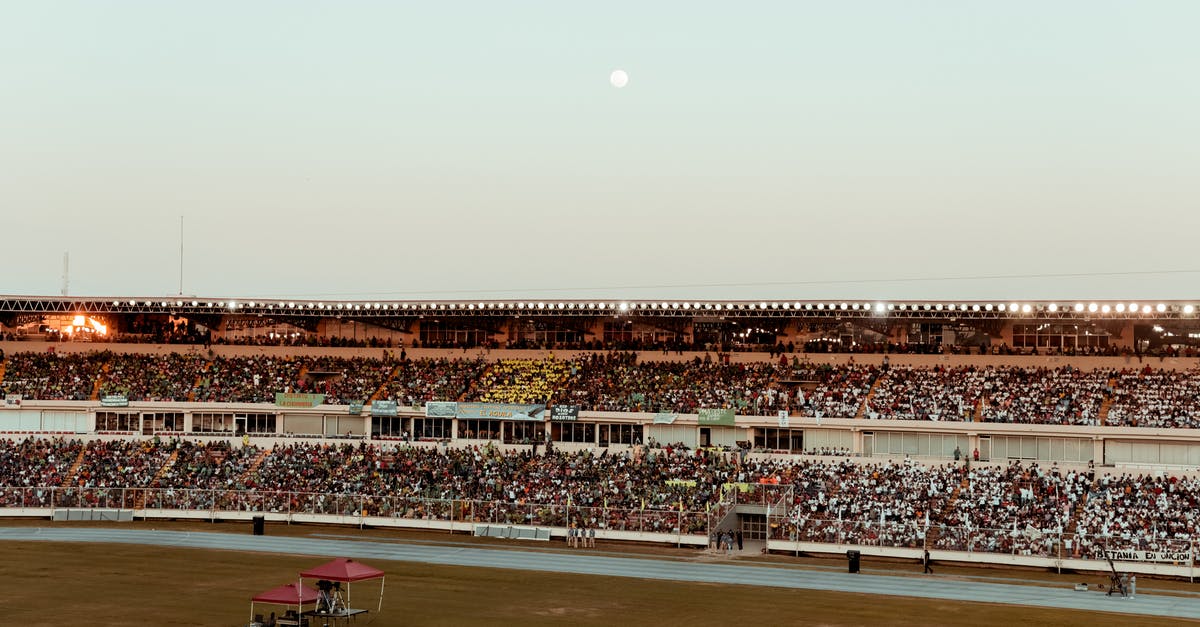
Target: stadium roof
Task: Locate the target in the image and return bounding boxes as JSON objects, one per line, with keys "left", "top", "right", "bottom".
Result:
{"left": 0, "top": 294, "right": 1197, "bottom": 321}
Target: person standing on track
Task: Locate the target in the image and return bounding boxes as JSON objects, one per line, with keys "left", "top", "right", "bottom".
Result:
{"left": 923, "top": 549, "right": 933, "bottom": 574}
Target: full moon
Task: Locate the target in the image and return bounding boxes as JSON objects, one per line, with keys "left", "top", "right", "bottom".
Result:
{"left": 609, "top": 70, "right": 629, "bottom": 88}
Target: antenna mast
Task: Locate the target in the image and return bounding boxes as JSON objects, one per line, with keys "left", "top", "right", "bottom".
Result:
{"left": 179, "top": 215, "right": 184, "bottom": 296}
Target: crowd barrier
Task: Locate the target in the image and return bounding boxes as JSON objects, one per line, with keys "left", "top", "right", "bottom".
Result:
{"left": 2, "top": 485, "right": 1195, "bottom": 578}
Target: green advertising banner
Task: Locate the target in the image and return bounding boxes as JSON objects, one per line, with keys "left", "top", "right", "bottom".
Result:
{"left": 274, "top": 392, "right": 327, "bottom": 408}
{"left": 100, "top": 394, "right": 129, "bottom": 408}
{"left": 455, "top": 403, "right": 546, "bottom": 421}
{"left": 652, "top": 412, "right": 677, "bottom": 424}
{"left": 370, "top": 400, "right": 399, "bottom": 417}
{"left": 348, "top": 401, "right": 364, "bottom": 415}
{"left": 697, "top": 408, "right": 735, "bottom": 426}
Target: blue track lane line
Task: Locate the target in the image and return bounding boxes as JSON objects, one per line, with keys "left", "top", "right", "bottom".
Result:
{"left": 1, "top": 528, "right": 1197, "bottom": 620}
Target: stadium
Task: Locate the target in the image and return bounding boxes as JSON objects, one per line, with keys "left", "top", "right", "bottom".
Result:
{"left": 3, "top": 294, "right": 1200, "bottom": 625}
{"left": 9, "top": 2, "right": 1200, "bottom": 625}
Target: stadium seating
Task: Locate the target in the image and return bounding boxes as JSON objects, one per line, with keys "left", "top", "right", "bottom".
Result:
{"left": 1, "top": 434, "right": 1198, "bottom": 561}
{"left": 5, "top": 349, "right": 1200, "bottom": 427}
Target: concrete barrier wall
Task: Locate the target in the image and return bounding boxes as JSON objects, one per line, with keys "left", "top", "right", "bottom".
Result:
{"left": 766, "top": 540, "right": 1198, "bottom": 579}
{"left": 6, "top": 339, "right": 1199, "bottom": 370}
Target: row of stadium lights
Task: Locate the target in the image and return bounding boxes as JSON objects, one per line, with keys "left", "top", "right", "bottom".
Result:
{"left": 115, "top": 299, "right": 1196, "bottom": 315}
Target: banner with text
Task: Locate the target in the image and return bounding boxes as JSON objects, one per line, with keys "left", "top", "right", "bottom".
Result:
{"left": 370, "top": 400, "right": 399, "bottom": 417}
{"left": 697, "top": 408, "right": 736, "bottom": 427}
{"left": 778, "top": 410, "right": 790, "bottom": 427}
{"left": 274, "top": 392, "right": 326, "bottom": 408}
{"left": 456, "top": 403, "right": 546, "bottom": 421}
{"left": 652, "top": 412, "right": 677, "bottom": 424}
{"left": 550, "top": 405, "right": 579, "bottom": 421}
{"left": 3, "top": 394, "right": 21, "bottom": 409}
{"left": 100, "top": 395, "right": 129, "bottom": 408}
{"left": 1105, "top": 549, "right": 1194, "bottom": 563}
{"left": 348, "top": 401, "right": 364, "bottom": 415}
{"left": 425, "top": 401, "right": 459, "bottom": 418}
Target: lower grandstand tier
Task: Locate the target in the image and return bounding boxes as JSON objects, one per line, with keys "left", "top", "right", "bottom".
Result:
{"left": 1, "top": 435, "right": 1198, "bottom": 579}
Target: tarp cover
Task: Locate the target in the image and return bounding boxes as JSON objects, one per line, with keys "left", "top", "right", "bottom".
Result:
{"left": 300, "top": 558, "right": 385, "bottom": 582}
{"left": 252, "top": 583, "right": 320, "bottom": 605}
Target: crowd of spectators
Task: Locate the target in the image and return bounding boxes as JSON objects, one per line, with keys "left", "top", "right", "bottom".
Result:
{"left": 792, "top": 364, "right": 878, "bottom": 418}
{"left": 192, "top": 356, "right": 302, "bottom": 403}
{"left": 10, "top": 349, "right": 1200, "bottom": 428}
{"left": 865, "top": 366, "right": 979, "bottom": 421}
{"left": 470, "top": 358, "right": 571, "bottom": 404}
{"left": 100, "top": 354, "right": 209, "bottom": 402}
{"left": 293, "top": 357, "right": 396, "bottom": 405}
{"left": 0, "top": 352, "right": 106, "bottom": 400}
{"left": 978, "top": 366, "right": 1108, "bottom": 426}
{"left": 1, "top": 435, "right": 1200, "bottom": 562}
{"left": 1075, "top": 471, "right": 1200, "bottom": 559}
{"left": 561, "top": 353, "right": 782, "bottom": 415}
{"left": 1106, "top": 368, "right": 1200, "bottom": 428}
{"left": 380, "top": 358, "right": 487, "bottom": 406}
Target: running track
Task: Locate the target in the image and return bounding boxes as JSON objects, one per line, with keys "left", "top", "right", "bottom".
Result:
{"left": 1, "top": 527, "right": 1198, "bottom": 621}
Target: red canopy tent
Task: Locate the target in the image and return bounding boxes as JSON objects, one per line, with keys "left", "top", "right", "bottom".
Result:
{"left": 299, "top": 558, "right": 386, "bottom": 614}
{"left": 249, "top": 583, "right": 319, "bottom": 625}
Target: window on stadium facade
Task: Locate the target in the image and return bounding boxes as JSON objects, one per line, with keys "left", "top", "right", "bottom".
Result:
{"left": 602, "top": 321, "right": 679, "bottom": 345}
{"left": 505, "top": 421, "right": 544, "bottom": 444}
{"left": 419, "top": 321, "right": 491, "bottom": 348}
{"left": 598, "top": 423, "right": 643, "bottom": 446}
{"left": 553, "top": 422, "right": 595, "bottom": 443}
{"left": 513, "top": 320, "right": 584, "bottom": 347}
{"left": 96, "top": 411, "right": 138, "bottom": 432}
{"left": 414, "top": 417, "right": 451, "bottom": 440}
{"left": 192, "top": 412, "right": 235, "bottom": 433}
{"left": 372, "top": 416, "right": 406, "bottom": 438}
{"left": 142, "top": 412, "right": 182, "bottom": 433}
{"left": 1012, "top": 324, "right": 1110, "bottom": 350}
{"left": 458, "top": 418, "right": 501, "bottom": 440}
{"left": 907, "top": 323, "right": 944, "bottom": 347}
{"left": 754, "top": 428, "right": 804, "bottom": 452}
{"left": 242, "top": 413, "right": 277, "bottom": 434}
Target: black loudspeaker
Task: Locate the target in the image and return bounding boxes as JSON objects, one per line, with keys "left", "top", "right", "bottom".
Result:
{"left": 252, "top": 515, "right": 265, "bottom": 536}
{"left": 847, "top": 550, "right": 861, "bottom": 573}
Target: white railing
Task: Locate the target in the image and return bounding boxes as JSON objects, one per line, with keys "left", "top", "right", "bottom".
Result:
{"left": 0, "top": 486, "right": 719, "bottom": 537}
{"left": 768, "top": 513, "right": 1198, "bottom": 566}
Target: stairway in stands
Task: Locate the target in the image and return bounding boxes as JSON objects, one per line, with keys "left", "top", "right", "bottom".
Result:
{"left": 134, "top": 449, "right": 180, "bottom": 508}
{"left": 854, "top": 373, "right": 886, "bottom": 419}
{"left": 1096, "top": 376, "right": 1118, "bottom": 425}
{"left": 187, "top": 361, "right": 211, "bottom": 402}
{"left": 235, "top": 447, "right": 269, "bottom": 485}
{"left": 370, "top": 364, "right": 403, "bottom": 403}
{"left": 89, "top": 359, "right": 114, "bottom": 401}
{"left": 925, "top": 474, "right": 968, "bottom": 546}
{"left": 795, "top": 476, "right": 846, "bottom": 541}
{"left": 460, "top": 362, "right": 491, "bottom": 402}
{"left": 1061, "top": 475, "right": 1097, "bottom": 557}
{"left": 65, "top": 447, "right": 88, "bottom": 483}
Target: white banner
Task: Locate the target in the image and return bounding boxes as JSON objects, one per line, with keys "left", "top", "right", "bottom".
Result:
{"left": 777, "top": 410, "right": 789, "bottom": 427}
{"left": 3, "top": 394, "right": 20, "bottom": 409}
{"left": 1106, "top": 549, "right": 1193, "bottom": 563}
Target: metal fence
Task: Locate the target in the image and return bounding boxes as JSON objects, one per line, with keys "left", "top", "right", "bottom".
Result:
{"left": 0, "top": 486, "right": 724, "bottom": 536}
{"left": 769, "top": 514, "right": 1198, "bottom": 565}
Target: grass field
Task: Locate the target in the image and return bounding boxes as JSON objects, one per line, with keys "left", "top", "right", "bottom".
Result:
{"left": 0, "top": 520, "right": 1196, "bottom": 626}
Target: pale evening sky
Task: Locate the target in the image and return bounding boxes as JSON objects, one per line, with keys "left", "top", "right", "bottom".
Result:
{"left": 2, "top": 2, "right": 1198, "bottom": 302}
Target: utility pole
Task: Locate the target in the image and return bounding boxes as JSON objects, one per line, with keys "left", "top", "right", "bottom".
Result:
{"left": 61, "top": 252, "right": 69, "bottom": 296}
